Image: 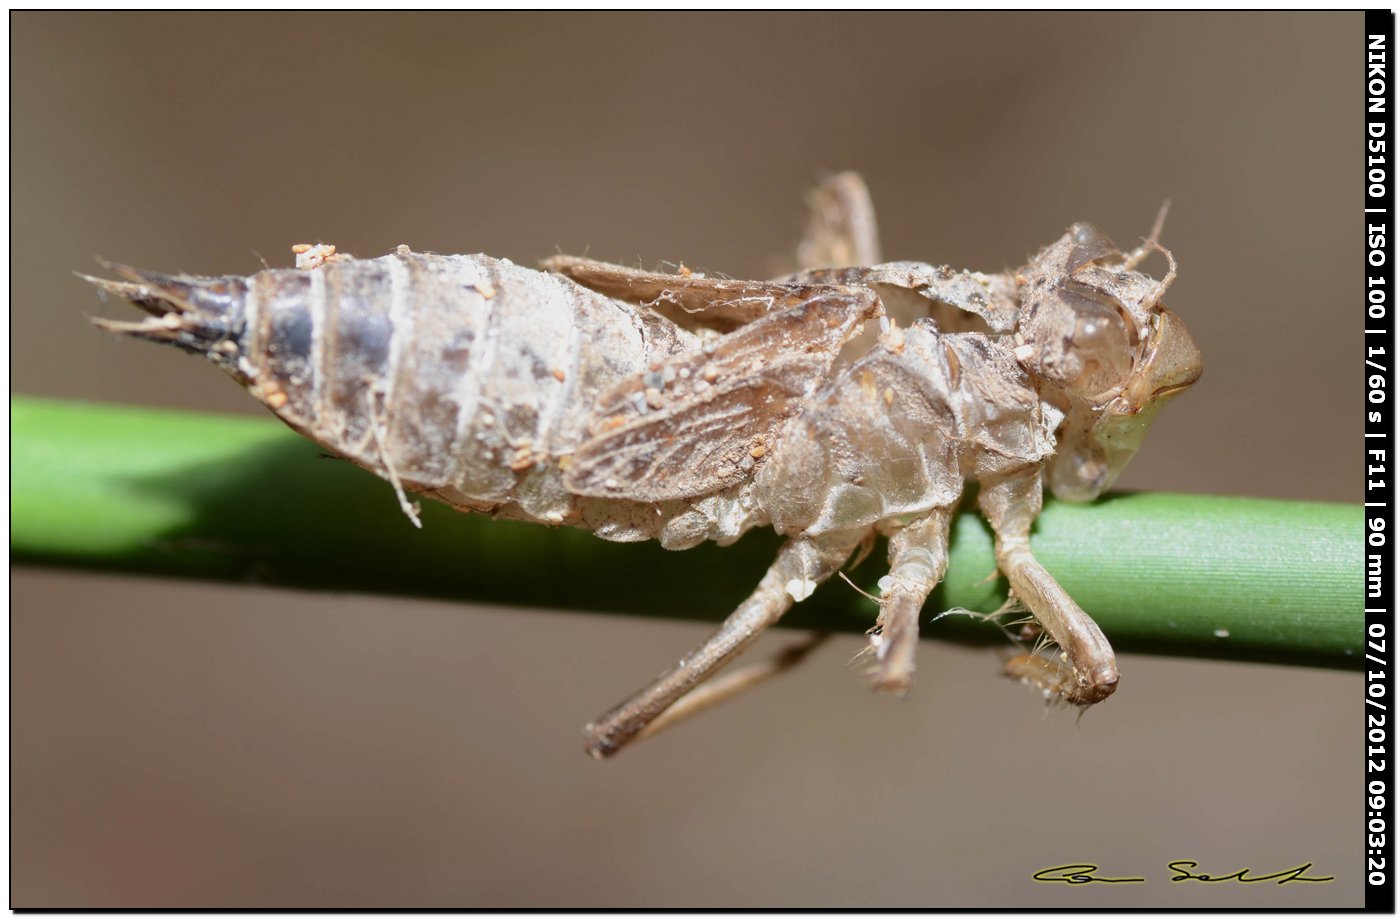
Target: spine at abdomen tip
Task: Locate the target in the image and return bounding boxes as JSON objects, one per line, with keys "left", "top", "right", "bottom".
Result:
{"left": 87, "top": 265, "right": 252, "bottom": 379}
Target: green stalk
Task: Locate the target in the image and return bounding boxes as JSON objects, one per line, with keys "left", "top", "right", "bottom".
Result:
{"left": 12, "top": 396, "right": 1362, "bottom": 669}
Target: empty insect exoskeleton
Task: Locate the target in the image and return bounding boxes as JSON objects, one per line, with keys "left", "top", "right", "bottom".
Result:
{"left": 90, "top": 173, "right": 1201, "bottom": 758}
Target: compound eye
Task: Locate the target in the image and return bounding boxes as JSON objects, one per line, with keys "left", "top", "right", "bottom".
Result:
{"left": 1059, "top": 287, "right": 1134, "bottom": 401}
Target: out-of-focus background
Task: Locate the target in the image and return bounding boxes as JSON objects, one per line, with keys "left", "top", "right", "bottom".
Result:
{"left": 13, "top": 12, "right": 1361, "bottom": 907}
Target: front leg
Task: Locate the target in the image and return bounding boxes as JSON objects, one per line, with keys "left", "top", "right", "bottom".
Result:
{"left": 583, "top": 530, "right": 865, "bottom": 758}
{"left": 977, "top": 468, "right": 1119, "bottom": 704}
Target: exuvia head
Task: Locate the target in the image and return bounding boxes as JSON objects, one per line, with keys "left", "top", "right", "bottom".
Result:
{"left": 1014, "top": 219, "right": 1202, "bottom": 501}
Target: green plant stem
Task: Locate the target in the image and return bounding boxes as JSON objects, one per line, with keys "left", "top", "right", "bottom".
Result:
{"left": 12, "top": 396, "right": 1363, "bottom": 669}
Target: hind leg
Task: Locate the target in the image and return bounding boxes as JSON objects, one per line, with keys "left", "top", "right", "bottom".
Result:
{"left": 624, "top": 632, "right": 831, "bottom": 747}
{"left": 583, "top": 531, "right": 865, "bottom": 758}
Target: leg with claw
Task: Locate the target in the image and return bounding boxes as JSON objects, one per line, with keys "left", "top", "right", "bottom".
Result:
{"left": 584, "top": 531, "right": 865, "bottom": 758}
{"left": 978, "top": 469, "right": 1119, "bottom": 704}
{"left": 869, "top": 509, "right": 953, "bottom": 694}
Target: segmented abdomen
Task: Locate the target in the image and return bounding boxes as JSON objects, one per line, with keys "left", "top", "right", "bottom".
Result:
{"left": 104, "top": 251, "right": 701, "bottom": 530}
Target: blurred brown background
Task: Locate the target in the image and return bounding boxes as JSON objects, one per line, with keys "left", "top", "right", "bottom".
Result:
{"left": 13, "top": 12, "right": 1361, "bottom": 907}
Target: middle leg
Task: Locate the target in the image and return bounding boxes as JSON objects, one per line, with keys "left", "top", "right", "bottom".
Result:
{"left": 868, "top": 509, "right": 954, "bottom": 694}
